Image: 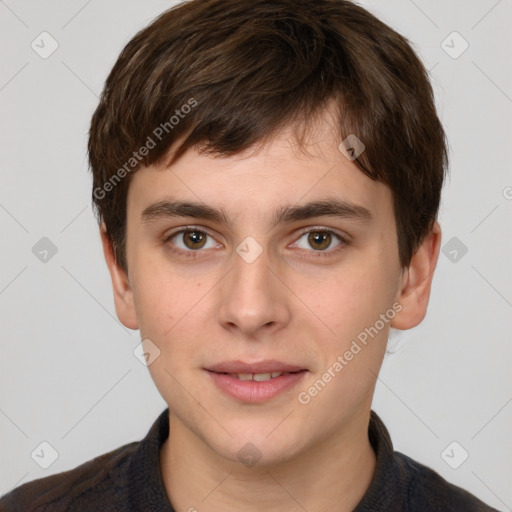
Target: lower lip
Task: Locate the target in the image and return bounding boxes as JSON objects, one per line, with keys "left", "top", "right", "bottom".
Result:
{"left": 206, "top": 370, "right": 307, "bottom": 403}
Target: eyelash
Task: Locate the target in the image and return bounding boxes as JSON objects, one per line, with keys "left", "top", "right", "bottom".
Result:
{"left": 164, "top": 225, "right": 349, "bottom": 259}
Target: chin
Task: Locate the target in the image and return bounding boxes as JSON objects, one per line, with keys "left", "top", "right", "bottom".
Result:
{"left": 211, "top": 426, "right": 303, "bottom": 468}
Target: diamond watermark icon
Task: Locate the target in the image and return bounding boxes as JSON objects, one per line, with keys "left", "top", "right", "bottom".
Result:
{"left": 31, "top": 441, "right": 59, "bottom": 469}
{"left": 441, "top": 441, "right": 469, "bottom": 469}
{"left": 32, "top": 237, "right": 58, "bottom": 263}
{"left": 236, "top": 236, "right": 263, "bottom": 264}
{"left": 441, "top": 31, "right": 469, "bottom": 59}
{"left": 338, "top": 134, "right": 365, "bottom": 161}
{"left": 237, "top": 442, "right": 262, "bottom": 467}
{"left": 133, "top": 338, "right": 161, "bottom": 366}
{"left": 31, "top": 32, "right": 59, "bottom": 59}
{"left": 442, "top": 236, "right": 468, "bottom": 263}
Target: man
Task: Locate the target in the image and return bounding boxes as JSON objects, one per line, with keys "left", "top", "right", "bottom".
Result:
{"left": 0, "top": 0, "right": 498, "bottom": 510}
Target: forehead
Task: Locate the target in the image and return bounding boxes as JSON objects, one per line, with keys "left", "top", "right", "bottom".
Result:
{"left": 126, "top": 115, "right": 393, "bottom": 226}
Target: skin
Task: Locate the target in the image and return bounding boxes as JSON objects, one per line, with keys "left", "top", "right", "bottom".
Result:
{"left": 101, "top": 112, "right": 441, "bottom": 512}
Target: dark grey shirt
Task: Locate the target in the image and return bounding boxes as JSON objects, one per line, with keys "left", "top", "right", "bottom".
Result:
{"left": 0, "top": 409, "right": 499, "bottom": 511}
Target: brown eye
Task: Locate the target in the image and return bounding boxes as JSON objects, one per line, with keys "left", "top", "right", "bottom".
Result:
{"left": 182, "top": 230, "right": 207, "bottom": 250}
{"left": 168, "top": 229, "right": 217, "bottom": 253}
{"left": 307, "top": 231, "right": 332, "bottom": 250}
{"left": 293, "top": 229, "right": 345, "bottom": 253}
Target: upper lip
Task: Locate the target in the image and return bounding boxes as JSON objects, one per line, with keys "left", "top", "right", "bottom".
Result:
{"left": 206, "top": 360, "right": 306, "bottom": 374}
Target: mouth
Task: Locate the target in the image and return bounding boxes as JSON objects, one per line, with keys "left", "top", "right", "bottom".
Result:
{"left": 212, "top": 370, "right": 302, "bottom": 382}
{"left": 204, "top": 360, "right": 308, "bottom": 403}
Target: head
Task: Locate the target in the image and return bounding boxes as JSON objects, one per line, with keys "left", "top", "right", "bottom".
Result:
{"left": 89, "top": 0, "right": 447, "bottom": 466}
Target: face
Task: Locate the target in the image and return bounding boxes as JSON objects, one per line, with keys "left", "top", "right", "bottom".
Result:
{"left": 106, "top": 113, "right": 434, "bottom": 467}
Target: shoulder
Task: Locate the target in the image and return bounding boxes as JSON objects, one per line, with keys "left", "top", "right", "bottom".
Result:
{"left": 0, "top": 441, "right": 137, "bottom": 512}
{"left": 395, "top": 452, "right": 499, "bottom": 512}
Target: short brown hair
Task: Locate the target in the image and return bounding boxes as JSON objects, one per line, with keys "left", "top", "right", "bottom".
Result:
{"left": 88, "top": 0, "right": 448, "bottom": 271}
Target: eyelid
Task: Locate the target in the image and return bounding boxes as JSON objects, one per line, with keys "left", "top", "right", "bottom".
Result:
{"left": 293, "top": 225, "right": 351, "bottom": 244}
{"left": 165, "top": 224, "right": 217, "bottom": 240}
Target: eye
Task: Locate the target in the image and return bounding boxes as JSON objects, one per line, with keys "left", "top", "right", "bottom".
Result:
{"left": 165, "top": 226, "right": 348, "bottom": 259}
{"left": 292, "top": 228, "right": 347, "bottom": 254}
{"left": 167, "top": 228, "right": 218, "bottom": 253}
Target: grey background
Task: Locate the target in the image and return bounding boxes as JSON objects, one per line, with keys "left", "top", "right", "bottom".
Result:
{"left": 1, "top": 0, "right": 511, "bottom": 509}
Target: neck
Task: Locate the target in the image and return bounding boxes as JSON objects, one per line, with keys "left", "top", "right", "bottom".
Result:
{"left": 160, "top": 409, "right": 376, "bottom": 512}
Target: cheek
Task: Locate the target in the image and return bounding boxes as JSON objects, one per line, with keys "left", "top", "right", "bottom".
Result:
{"left": 132, "top": 278, "right": 175, "bottom": 340}
{"left": 131, "top": 263, "right": 213, "bottom": 372}
{"left": 130, "top": 249, "right": 197, "bottom": 337}
{"left": 316, "top": 259, "right": 398, "bottom": 337}
{"left": 296, "top": 262, "right": 398, "bottom": 423}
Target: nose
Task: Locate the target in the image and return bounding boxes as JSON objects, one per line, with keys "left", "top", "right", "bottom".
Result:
{"left": 217, "top": 245, "right": 292, "bottom": 339}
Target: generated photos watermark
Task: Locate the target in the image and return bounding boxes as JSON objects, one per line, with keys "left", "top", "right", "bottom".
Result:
{"left": 93, "top": 97, "right": 198, "bottom": 200}
{"left": 297, "top": 301, "right": 402, "bottom": 405}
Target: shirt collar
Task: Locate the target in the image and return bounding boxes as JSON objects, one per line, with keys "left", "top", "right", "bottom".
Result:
{"left": 128, "top": 408, "right": 402, "bottom": 511}
{"left": 353, "top": 410, "right": 407, "bottom": 511}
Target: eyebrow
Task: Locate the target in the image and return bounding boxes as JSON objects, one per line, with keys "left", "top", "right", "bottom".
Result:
{"left": 141, "top": 198, "right": 372, "bottom": 228}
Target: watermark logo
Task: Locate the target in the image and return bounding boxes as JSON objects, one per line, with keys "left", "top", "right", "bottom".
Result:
{"left": 32, "top": 237, "right": 58, "bottom": 263}
{"left": 237, "top": 442, "right": 262, "bottom": 467}
{"left": 338, "top": 134, "right": 365, "bottom": 161}
{"left": 441, "top": 441, "right": 469, "bottom": 469}
{"left": 442, "top": 236, "right": 468, "bottom": 263}
{"left": 441, "top": 31, "right": 469, "bottom": 60}
{"left": 31, "top": 32, "right": 59, "bottom": 59}
{"left": 133, "top": 338, "right": 161, "bottom": 366}
{"left": 31, "top": 441, "right": 59, "bottom": 469}
{"left": 236, "top": 236, "right": 264, "bottom": 264}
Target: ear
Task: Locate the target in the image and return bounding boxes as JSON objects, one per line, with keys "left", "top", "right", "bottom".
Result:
{"left": 391, "top": 221, "right": 442, "bottom": 330}
{"left": 100, "top": 223, "right": 139, "bottom": 330}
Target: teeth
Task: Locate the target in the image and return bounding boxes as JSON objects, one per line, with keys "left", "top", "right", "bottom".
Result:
{"left": 253, "top": 373, "right": 272, "bottom": 381}
{"left": 230, "top": 372, "right": 285, "bottom": 381}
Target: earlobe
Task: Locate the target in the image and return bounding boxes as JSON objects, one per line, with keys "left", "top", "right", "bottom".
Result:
{"left": 100, "top": 224, "right": 139, "bottom": 330}
{"left": 391, "top": 222, "right": 442, "bottom": 330}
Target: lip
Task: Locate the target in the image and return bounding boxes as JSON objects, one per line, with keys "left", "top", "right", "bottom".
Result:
{"left": 205, "top": 360, "right": 308, "bottom": 403}
{"left": 206, "top": 360, "right": 305, "bottom": 374}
